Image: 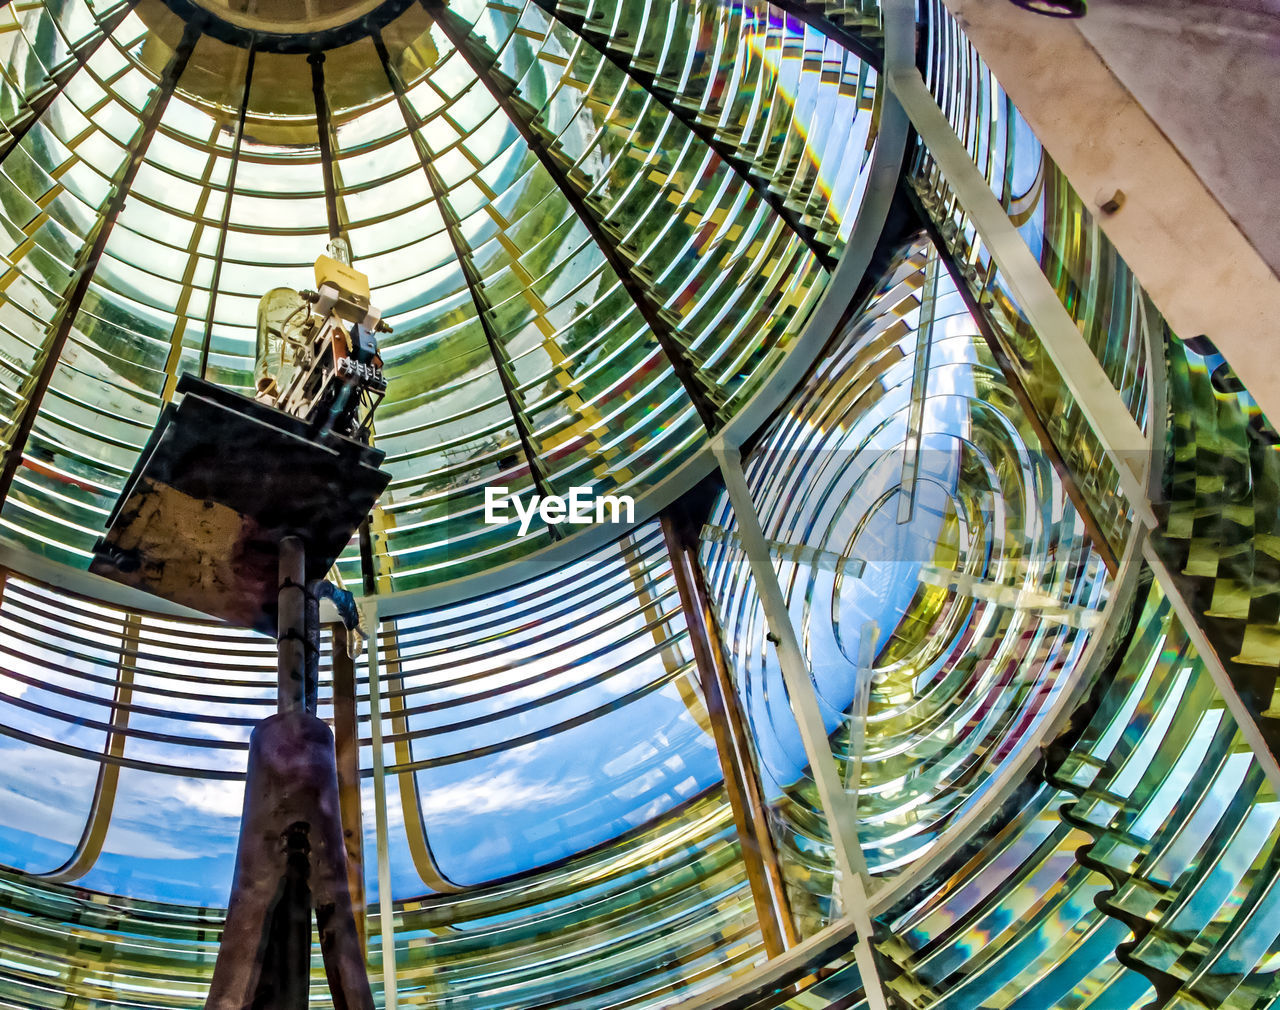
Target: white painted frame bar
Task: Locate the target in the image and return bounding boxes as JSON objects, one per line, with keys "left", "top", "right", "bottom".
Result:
{"left": 685, "top": 3, "right": 914, "bottom": 1003}
{"left": 935, "top": 0, "right": 1280, "bottom": 431}
{"left": 885, "top": 19, "right": 1280, "bottom": 802}
{"left": 711, "top": 439, "right": 888, "bottom": 1010}
{"left": 884, "top": 60, "right": 1158, "bottom": 530}
{"left": 361, "top": 599, "right": 400, "bottom": 1010}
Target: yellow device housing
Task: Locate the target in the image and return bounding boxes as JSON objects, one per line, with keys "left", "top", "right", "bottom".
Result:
{"left": 314, "top": 254, "right": 371, "bottom": 322}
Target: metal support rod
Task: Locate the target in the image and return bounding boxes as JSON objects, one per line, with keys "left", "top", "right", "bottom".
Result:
{"left": 918, "top": 564, "right": 1102, "bottom": 628}
{"left": 200, "top": 42, "right": 256, "bottom": 380}
{"left": 359, "top": 521, "right": 378, "bottom": 597}
{"left": 362, "top": 600, "right": 400, "bottom": 1010}
{"left": 898, "top": 253, "right": 937, "bottom": 525}
{"left": 0, "top": 2, "right": 140, "bottom": 168}
{"left": 162, "top": 122, "right": 222, "bottom": 401}
{"left": 304, "top": 580, "right": 320, "bottom": 713}
{"left": 309, "top": 52, "right": 342, "bottom": 242}
{"left": 702, "top": 523, "right": 866, "bottom": 580}
{"left": 0, "top": 25, "right": 199, "bottom": 504}
{"left": 423, "top": 0, "right": 723, "bottom": 433}
{"left": 524, "top": 0, "right": 839, "bottom": 272}
{"left": 844, "top": 622, "right": 878, "bottom": 801}
{"left": 885, "top": 60, "right": 1157, "bottom": 528}
{"left": 373, "top": 31, "right": 561, "bottom": 535}
{"left": 380, "top": 621, "right": 465, "bottom": 893}
{"left": 1138, "top": 299, "right": 1167, "bottom": 503}
{"left": 277, "top": 536, "right": 306, "bottom": 714}
{"left": 0, "top": 20, "right": 200, "bottom": 505}
{"left": 662, "top": 515, "right": 800, "bottom": 955}
{"left": 710, "top": 439, "right": 887, "bottom": 1010}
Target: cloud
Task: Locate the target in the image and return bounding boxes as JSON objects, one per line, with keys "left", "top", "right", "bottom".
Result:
{"left": 171, "top": 778, "right": 246, "bottom": 820}
{"left": 360, "top": 747, "right": 589, "bottom": 832}
{"left": 0, "top": 785, "right": 89, "bottom": 862}
{"left": 100, "top": 824, "right": 216, "bottom": 862}
{"left": 415, "top": 765, "right": 585, "bottom": 823}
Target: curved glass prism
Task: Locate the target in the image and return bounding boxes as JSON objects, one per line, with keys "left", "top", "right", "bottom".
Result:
{"left": 0, "top": 2, "right": 1277, "bottom": 1010}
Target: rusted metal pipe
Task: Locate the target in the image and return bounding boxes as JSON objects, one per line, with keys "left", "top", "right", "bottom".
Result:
{"left": 204, "top": 711, "right": 375, "bottom": 1010}
{"left": 305, "top": 579, "right": 321, "bottom": 714}
{"left": 278, "top": 536, "right": 306, "bottom": 713}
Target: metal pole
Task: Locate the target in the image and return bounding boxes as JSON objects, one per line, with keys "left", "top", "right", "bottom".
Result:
{"left": 309, "top": 52, "right": 342, "bottom": 242}
{"left": 277, "top": 536, "right": 306, "bottom": 713}
{"left": 162, "top": 121, "right": 222, "bottom": 402}
{"left": 304, "top": 580, "right": 320, "bottom": 714}
{"left": 701, "top": 524, "right": 867, "bottom": 580}
{"left": 200, "top": 42, "right": 257, "bottom": 380}
{"left": 902, "top": 182, "right": 1122, "bottom": 575}
{"left": 885, "top": 61, "right": 1157, "bottom": 527}
{"left": 898, "top": 254, "right": 937, "bottom": 525}
{"left": 373, "top": 31, "right": 561, "bottom": 533}
{"left": 844, "top": 622, "right": 878, "bottom": 802}
{"left": 709, "top": 439, "right": 887, "bottom": 1010}
{"left": 662, "top": 515, "right": 800, "bottom": 955}
{"left": 362, "top": 600, "right": 400, "bottom": 1010}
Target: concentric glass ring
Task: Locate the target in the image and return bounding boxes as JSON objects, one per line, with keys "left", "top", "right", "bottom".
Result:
{"left": 0, "top": 0, "right": 885, "bottom": 601}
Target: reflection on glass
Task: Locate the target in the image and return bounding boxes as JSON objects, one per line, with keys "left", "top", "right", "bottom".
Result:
{"left": 700, "top": 235, "right": 1109, "bottom": 938}
{"left": 0, "top": 0, "right": 882, "bottom": 591}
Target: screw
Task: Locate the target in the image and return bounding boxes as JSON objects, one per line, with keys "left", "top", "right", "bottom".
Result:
{"left": 1096, "top": 188, "right": 1125, "bottom": 215}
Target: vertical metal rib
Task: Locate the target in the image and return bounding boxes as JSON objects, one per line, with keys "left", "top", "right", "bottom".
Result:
{"left": 361, "top": 602, "right": 403, "bottom": 1009}
{"left": 379, "top": 620, "right": 466, "bottom": 893}
{"left": 199, "top": 41, "right": 256, "bottom": 380}
{"left": 310, "top": 51, "right": 342, "bottom": 241}
{"left": 661, "top": 515, "right": 799, "bottom": 957}
{"left": 373, "top": 30, "right": 560, "bottom": 537}
{"left": 897, "top": 251, "right": 936, "bottom": 525}
{"left": 422, "top": 1, "right": 724, "bottom": 434}
{"left": 162, "top": 121, "right": 221, "bottom": 401}
{"left": 310, "top": 53, "right": 386, "bottom": 577}
{"left": 0, "top": 1, "right": 140, "bottom": 167}
{"left": 526, "top": 0, "right": 838, "bottom": 271}
{"left": 0, "top": 19, "right": 201, "bottom": 506}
